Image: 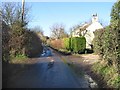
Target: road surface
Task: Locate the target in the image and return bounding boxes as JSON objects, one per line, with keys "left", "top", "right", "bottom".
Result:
{"left": 6, "top": 47, "right": 89, "bottom": 88}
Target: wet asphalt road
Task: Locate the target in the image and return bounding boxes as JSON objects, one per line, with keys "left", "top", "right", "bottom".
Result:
{"left": 7, "top": 48, "right": 89, "bottom": 88}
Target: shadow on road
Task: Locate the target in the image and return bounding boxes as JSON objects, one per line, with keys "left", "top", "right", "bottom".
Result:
{"left": 2, "top": 47, "right": 90, "bottom": 88}
{"left": 2, "top": 47, "right": 55, "bottom": 88}
{"left": 2, "top": 58, "right": 55, "bottom": 88}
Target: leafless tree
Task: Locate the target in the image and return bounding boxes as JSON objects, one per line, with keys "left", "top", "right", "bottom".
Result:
{"left": 50, "top": 23, "right": 68, "bottom": 39}
{"left": 31, "top": 26, "right": 49, "bottom": 44}
{"left": 1, "top": 2, "right": 30, "bottom": 58}
{"left": 1, "top": 2, "right": 29, "bottom": 27}
{"left": 71, "top": 23, "right": 90, "bottom": 37}
{"left": 31, "top": 26, "right": 44, "bottom": 35}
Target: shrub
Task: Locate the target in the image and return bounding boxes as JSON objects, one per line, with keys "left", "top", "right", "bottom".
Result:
{"left": 2, "top": 3, "right": 43, "bottom": 62}
{"left": 24, "top": 30, "right": 43, "bottom": 57}
{"left": 2, "top": 21, "right": 10, "bottom": 63}
{"left": 93, "top": 25, "right": 120, "bottom": 69}
{"left": 92, "top": 62, "right": 120, "bottom": 88}
{"left": 93, "top": 28, "right": 105, "bottom": 57}
{"left": 2, "top": 21, "right": 43, "bottom": 62}
{"left": 71, "top": 37, "right": 86, "bottom": 53}
{"left": 50, "top": 39, "right": 64, "bottom": 50}
{"left": 63, "top": 38, "right": 70, "bottom": 50}
{"left": 92, "top": 2, "right": 120, "bottom": 88}
{"left": 49, "top": 37, "right": 86, "bottom": 53}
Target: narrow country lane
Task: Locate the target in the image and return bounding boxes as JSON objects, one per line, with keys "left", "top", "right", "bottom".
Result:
{"left": 6, "top": 48, "right": 89, "bottom": 88}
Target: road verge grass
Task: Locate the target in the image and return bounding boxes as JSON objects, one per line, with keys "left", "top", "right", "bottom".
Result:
{"left": 9, "top": 54, "right": 28, "bottom": 64}
{"left": 92, "top": 61, "right": 120, "bottom": 88}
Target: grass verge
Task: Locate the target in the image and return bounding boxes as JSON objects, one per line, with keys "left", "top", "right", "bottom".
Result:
{"left": 92, "top": 61, "right": 120, "bottom": 88}
{"left": 10, "top": 54, "right": 28, "bottom": 63}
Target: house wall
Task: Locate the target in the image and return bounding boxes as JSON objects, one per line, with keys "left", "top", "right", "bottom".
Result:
{"left": 86, "top": 22, "right": 103, "bottom": 49}
{"left": 72, "top": 29, "right": 80, "bottom": 37}
{"left": 72, "top": 14, "right": 103, "bottom": 49}
{"left": 84, "top": 31, "right": 95, "bottom": 49}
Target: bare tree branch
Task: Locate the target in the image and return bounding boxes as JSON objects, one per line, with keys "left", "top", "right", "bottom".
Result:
{"left": 1, "top": 2, "right": 29, "bottom": 27}
{"left": 50, "top": 23, "right": 68, "bottom": 39}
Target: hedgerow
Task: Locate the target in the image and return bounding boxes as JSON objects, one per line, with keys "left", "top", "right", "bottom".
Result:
{"left": 49, "top": 37, "right": 86, "bottom": 53}
{"left": 92, "top": 1, "right": 120, "bottom": 88}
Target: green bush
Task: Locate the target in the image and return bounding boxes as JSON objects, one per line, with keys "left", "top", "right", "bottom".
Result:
{"left": 49, "top": 37, "right": 86, "bottom": 54}
{"left": 63, "top": 38, "right": 70, "bottom": 50}
{"left": 15, "top": 54, "right": 27, "bottom": 59}
{"left": 93, "top": 25, "right": 120, "bottom": 68}
{"left": 71, "top": 37, "right": 86, "bottom": 53}
{"left": 92, "top": 1, "right": 120, "bottom": 88}
{"left": 93, "top": 28, "right": 105, "bottom": 56}
{"left": 92, "top": 62, "right": 120, "bottom": 88}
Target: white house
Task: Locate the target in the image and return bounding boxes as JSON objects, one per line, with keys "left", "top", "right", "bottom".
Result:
{"left": 72, "top": 14, "right": 103, "bottom": 49}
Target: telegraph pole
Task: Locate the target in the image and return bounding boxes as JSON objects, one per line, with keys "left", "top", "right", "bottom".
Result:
{"left": 22, "top": 0, "right": 25, "bottom": 55}
{"left": 22, "top": 0, "right": 25, "bottom": 25}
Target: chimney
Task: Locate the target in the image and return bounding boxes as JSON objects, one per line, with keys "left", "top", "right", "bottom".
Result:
{"left": 92, "top": 14, "right": 98, "bottom": 23}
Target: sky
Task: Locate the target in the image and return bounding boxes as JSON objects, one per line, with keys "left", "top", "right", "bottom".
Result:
{"left": 26, "top": 2, "right": 115, "bottom": 37}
